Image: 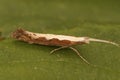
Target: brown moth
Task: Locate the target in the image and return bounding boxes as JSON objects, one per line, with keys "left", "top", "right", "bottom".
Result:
{"left": 11, "top": 28, "right": 119, "bottom": 65}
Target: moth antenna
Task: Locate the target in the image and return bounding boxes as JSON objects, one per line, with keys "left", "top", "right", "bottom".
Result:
{"left": 88, "top": 38, "right": 119, "bottom": 47}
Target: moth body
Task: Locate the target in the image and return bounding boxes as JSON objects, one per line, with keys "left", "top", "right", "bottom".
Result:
{"left": 12, "top": 29, "right": 90, "bottom": 46}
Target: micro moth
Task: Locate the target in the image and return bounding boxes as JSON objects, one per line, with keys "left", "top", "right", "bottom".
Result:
{"left": 11, "top": 28, "right": 119, "bottom": 65}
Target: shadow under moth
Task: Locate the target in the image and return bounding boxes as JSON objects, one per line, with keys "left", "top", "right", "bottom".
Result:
{"left": 0, "top": 32, "right": 4, "bottom": 41}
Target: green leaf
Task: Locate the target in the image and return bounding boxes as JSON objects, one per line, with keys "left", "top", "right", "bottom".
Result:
{"left": 0, "top": 0, "right": 120, "bottom": 80}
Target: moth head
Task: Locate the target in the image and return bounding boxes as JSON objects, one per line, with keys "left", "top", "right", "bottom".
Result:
{"left": 11, "top": 28, "right": 26, "bottom": 39}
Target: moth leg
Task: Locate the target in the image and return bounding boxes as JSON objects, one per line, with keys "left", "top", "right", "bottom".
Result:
{"left": 50, "top": 46, "right": 68, "bottom": 54}
{"left": 69, "top": 47, "right": 90, "bottom": 65}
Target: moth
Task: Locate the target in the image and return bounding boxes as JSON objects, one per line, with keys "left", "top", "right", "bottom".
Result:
{"left": 11, "top": 28, "right": 119, "bottom": 65}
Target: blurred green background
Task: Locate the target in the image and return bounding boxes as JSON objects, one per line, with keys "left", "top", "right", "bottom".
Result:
{"left": 0, "top": 0, "right": 120, "bottom": 80}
